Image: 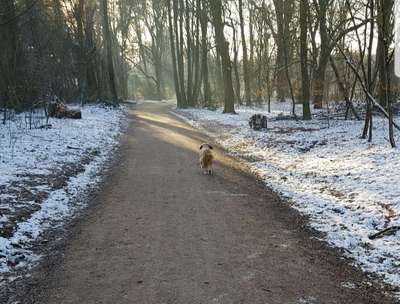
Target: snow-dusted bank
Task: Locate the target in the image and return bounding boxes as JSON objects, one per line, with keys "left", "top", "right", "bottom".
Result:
{"left": 0, "top": 105, "right": 126, "bottom": 280}
{"left": 175, "top": 102, "right": 400, "bottom": 290}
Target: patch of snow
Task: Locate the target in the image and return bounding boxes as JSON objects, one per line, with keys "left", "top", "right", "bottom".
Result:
{"left": 174, "top": 101, "right": 400, "bottom": 289}
{"left": 340, "top": 281, "right": 357, "bottom": 289}
{"left": 297, "top": 296, "right": 319, "bottom": 304}
{"left": 0, "top": 105, "right": 127, "bottom": 279}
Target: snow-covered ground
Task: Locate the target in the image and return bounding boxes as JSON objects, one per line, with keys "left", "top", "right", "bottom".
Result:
{"left": 174, "top": 101, "right": 400, "bottom": 290}
{"left": 0, "top": 105, "right": 126, "bottom": 281}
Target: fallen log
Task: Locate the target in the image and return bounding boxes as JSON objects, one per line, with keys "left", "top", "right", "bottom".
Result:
{"left": 38, "top": 124, "right": 52, "bottom": 129}
{"left": 48, "top": 101, "right": 82, "bottom": 119}
{"left": 368, "top": 226, "right": 400, "bottom": 240}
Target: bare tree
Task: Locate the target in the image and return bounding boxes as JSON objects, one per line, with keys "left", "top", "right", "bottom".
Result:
{"left": 210, "top": 0, "right": 235, "bottom": 113}
{"left": 238, "top": 0, "right": 251, "bottom": 105}
{"left": 300, "top": 0, "right": 311, "bottom": 120}
{"left": 101, "top": 0, "right": 118, "bottom": 103}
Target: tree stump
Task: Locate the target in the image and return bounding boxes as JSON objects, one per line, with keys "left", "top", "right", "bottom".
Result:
{"left": 249, "top": 114, "right": 267, "bottom": 130}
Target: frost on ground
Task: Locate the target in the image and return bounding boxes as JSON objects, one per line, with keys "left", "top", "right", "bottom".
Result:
{"left": 0, "top": 105, "right": 126, "bottom": 281}
{"left": 174, "top": 101, "right": 400, "bottom": 289}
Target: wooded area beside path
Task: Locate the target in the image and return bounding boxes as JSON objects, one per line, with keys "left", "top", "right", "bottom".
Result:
{"left": 0, "top": 0, "right": 398, "bottom": 145}
{"left": 2, "top": 1, "right": 400, "bottom": 300}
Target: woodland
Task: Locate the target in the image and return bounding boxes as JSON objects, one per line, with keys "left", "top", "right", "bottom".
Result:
{"left": 0, "top": 0, "right": 397, "bottom": 144}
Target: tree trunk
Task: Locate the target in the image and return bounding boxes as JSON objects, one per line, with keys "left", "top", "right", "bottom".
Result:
{"left": 0, "top": 0, "right": 17, "bottom": 113}
{"left": 200, "top": 0, "right": 211, "bottom": 106}
{"left": 377, "top": 0, "right": 395, "bottom": 146}
{"left": 238, "top": 0, "right": 251, "bottom": 105}
{"left": 249, "top": 2, "right": 254, "bottom": 71}
{"left": 154, "top": 57, "right": 164, "bottom": 99}
{"left": 174, "top": 0, "right": 187, "bottom": 106}
{"left": 76, "top": 0, "right": 87, "bottom": 104}
{"left": 274, "top": 1, "right": 286, "bottom": 102}
{"left": 191, "top": 0, "right": 202, "bottom": 104}
{"left": 231, "top": 22, "right": 242, "bottom": 105}
{"left": 85, "top": 3, "right": 100, "bottom": 100}
{"left": 376, "top": 0, "right": 393, "bottom": 107}
{"left": 312, "top": 0, "right": 329, "bottom": 109}
{"left": 101, "top": 0, "right": 118, "bottom": 103}
{"left": 185, "top": 0, "right": 193, "bottom": 104}
{"left": 210, "top": 0, "right": 235, "bottom": 113}
{"left": 273, "top": 0, "right": 293, "bottom": 102}
{"left": 299, "top": 0, "right": 311, "bottom": 120}
{"left": 329, "top": 56, "right": 360, "bottom": 120}
{"left": 167, "top": 0, "right": 182, "bottom": 105}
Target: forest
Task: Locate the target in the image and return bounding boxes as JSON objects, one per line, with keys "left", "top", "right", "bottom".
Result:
{"left": 2, "top": 1, "right": 400, "bottom": 303}
{"left": 0, "top": 0, "right": 398, "bottom": 143}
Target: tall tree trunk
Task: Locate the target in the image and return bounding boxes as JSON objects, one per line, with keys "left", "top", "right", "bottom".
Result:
{"left": 174, "top": 0, "right": 187, "bottom": 106}
{"left": 0, "top": 0, "right": 17, "bottom": 114}
{"left": 377, "top": 0, "right": 394, "bottom": 107}
{"left": 249, "top": 2, "right": 254, "bottom": 69}
{"left": 312, "top": 0, "right": 329, "bottom": 109}
{"left": 274, "top": 1, "right": 287, "bottom": 102}
{"left": 76, "top": 0, "right": 87, "bottom": 104}
{"left": 135, "top": 20, "right": 147, "bottom": 72}
{"left": 154, "top": 56, "right": 164, "bottom": 99}
{"left": 117, "top": 0, "right": 130, "bottom": 100}
{"left": 362, "top": 0, "right": 374, "bottom": 139}
{"left": 377, "top": 0, "right": 395, "bottom": 147}
{"left": 85, "top": 3, "right": 100, "bottom": 100}
{"left": 210, "top": 0, "right": 235, "bottom": 113}
{"left": 231, "top": 22, "right": 242, "bottom": 105}
{"left": 273, "top": 0, "right": 294, "bottom": 102}
{"left": 329, "top": 56, "right": 360, "bottom": 120}
{"left": 299, "top": 0, "right": 311, "bottom": 120}
{"left": 167, "top": 0, "right": 182, "bottom": 105}
{"left": 200, "top": 0, "right": 211, "bottom": 106}
{"left": 191, "top": 0, "right": 202, "bottom": 104}
{"left": 185, "top": 0, "right": 193, "bottom": 104}
{"left": 101, "top": 0, "right": 118, "bottom": 103}
{"left": 238, "top": 0, "right": 251, "bottom": 105}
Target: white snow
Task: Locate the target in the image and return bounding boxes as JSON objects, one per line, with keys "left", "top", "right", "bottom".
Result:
{"left": 0, "top": 105, "right": 126, "bottom": 279}
{"left": 174, "top": 101, "right": 400, "bottom": 289}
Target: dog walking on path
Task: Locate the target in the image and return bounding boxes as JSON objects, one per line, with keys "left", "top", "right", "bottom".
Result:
{"left": 199, "top": 143, "right": 214, "bottom": 175}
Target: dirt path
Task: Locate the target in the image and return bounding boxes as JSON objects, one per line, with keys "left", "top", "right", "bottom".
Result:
{"left": 20, "top": 101, "right": 393, "bottom": 303}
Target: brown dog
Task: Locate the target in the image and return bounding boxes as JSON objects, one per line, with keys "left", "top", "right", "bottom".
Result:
{"left": 199, "top": 143, "right": 214, "bottom": 175}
